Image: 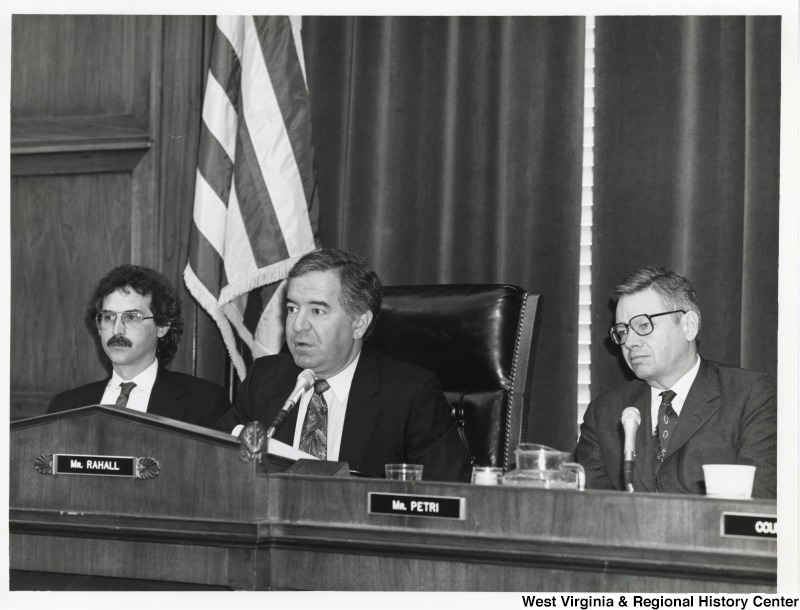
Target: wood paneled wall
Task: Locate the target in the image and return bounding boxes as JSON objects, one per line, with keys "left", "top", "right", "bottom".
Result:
{"left": 10, "top": 15, "right": 227, "bottom": 420}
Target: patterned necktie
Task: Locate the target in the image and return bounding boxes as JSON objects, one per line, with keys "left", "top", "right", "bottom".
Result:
{"left": 115, "top": 382, "right": 136, "bottom": 409}
{"left": 300, "top": 379, "right": 330, "bottom": 459}
{"left": 655, "top": 389, "right": 678, "bottom": 461}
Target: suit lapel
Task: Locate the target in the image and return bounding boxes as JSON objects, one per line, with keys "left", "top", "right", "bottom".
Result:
{"left": 271, "top": 367, "right": 304, "bottom": 446}
{"left": 147, "top": 367, "right": 187, "bottom": 420}
{"left": 664, "top": 359, "right": 719, "bottom": 459}
{"left": 93, "top": 379, "right": 110, "bottom": 404}
{"left": 339, "top": 348, "right": 381, "bottom": 467}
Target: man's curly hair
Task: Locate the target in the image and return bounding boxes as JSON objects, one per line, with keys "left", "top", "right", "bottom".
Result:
{"left": 88, "top": 264, "right": 184, "bottom": 363}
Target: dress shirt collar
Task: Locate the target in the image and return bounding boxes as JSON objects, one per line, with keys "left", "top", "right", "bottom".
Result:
{"left": 649, "top": 354, "right": 701, "bottom": 422}
{"left": 320, "top": 351, "right": 360, "bottom": 404}
{"left": 108, "top": 358, "right": 159, "bottom": 394}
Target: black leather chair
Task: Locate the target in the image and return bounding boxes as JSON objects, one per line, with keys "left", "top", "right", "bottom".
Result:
{"left": 368, "top": 284, "right": 542, "bottom": 471}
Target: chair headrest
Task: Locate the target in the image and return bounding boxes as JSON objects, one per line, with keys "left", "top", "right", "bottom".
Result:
{"left": 368, "top": 284, "right": 528, "bottom": 391}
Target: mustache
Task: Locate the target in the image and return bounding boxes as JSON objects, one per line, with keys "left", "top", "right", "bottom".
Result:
{"left": 107, "top": 335, "right": 133, "bottom": 348}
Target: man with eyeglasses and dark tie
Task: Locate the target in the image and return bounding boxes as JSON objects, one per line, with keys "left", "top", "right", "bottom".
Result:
{"left": 575, "top": 267, "right": 776, "bottom": 497}
{"left": 48, "top": 264, "right": 230, "bottom": 427}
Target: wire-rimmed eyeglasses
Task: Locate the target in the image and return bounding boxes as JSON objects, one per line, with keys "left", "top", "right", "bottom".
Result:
{"left": 608, "top": 310, "right": 686, "bottom": 345}
{"left": 95, "top": 311, "right": 155, "bottom": 331}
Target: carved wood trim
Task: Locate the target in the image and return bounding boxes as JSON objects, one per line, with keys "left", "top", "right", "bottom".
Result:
{"left": 10, "top": 115, "right": 151, "bottom": 176}
{"left": 9, "top": 510, "right": 777, "bottom": 588}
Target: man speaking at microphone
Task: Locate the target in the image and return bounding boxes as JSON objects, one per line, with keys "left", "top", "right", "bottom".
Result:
{"left": 215, "top": 248, "right": 471, "bottom": 482}
{"left": 575, "top": 267, "right": 776, "bottom": 497}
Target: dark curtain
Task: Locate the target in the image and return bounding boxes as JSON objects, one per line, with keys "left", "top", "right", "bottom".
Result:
{"left": 303, "top": 16, "right": 586, "bottom": 450}
{"left": 591, "top": 16, "right": 781, "bottom": 399}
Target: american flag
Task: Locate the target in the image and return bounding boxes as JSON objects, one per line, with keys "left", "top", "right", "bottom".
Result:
{"left": 184, "top": 15, "right": 319, "bottom": 380}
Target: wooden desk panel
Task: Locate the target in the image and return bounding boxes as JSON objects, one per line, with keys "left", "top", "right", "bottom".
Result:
{"left": 10, "top": 408, "right": 777, "bottom": 591}
{"left": 10, "top": 406, "right": 272, "bottom": 521}
{"left": 264, "top": 475, "right": 776, "bottom": 592}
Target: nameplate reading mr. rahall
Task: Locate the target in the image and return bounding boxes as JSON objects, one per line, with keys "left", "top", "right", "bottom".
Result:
{"left": 721, "top": 512, "right": 777, "bottom": 539}
{"left": 368, "top": 492, "right": 465, "bottom": 520}
{"left": 54, "top": 454, "right": 136, "bottom": 477}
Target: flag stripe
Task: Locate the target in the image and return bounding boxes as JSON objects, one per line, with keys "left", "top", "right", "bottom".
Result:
{"left": 192, "top": 171, "right": 228, "bottom": 257}
{"left": 221, "top": 183, "right": 259, "bottom": 282}
{"left": 242, "top": 282, "right": 282, "bottom": 341}
{"left": 197, "top": 119, "right": 234, "bottom": 207}
{"left": 184, "top": 15, "right": 318, "bottom": 380}
{"left": 243, "top": 288, "right": 265, "bottom": 333}
{"left": 253, "top": 281, "right": 288, "bottom": 355}
{"left": 233, "top": 113, "right": 292, "bottom": 267}
{"left": 201, "top": 76, "right": 237, "bottom": 166}
{"left": 187, "top": 223, "right": 224, "bottom": 300}
{"left": 207, "top": 22, "right": 241, "bottom": 110}
{"left": 254, "top": 16, "right": 317, "bottom": 206}
{"left": 216, "top": 15, "right": 245, "bottom": 65}
{"left": 240, "top": 17, "right": 315, "bottom": 258}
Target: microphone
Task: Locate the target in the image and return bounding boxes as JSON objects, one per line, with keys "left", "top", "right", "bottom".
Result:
{"left": 265, "top": 369, "right": 316, "bottom": 438}
{"left": 621, "top": 406, "right": 641, "bottom": 493}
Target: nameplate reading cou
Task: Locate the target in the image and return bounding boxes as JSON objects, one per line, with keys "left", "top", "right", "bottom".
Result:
{"left": 721, "top": 512, "right": 777, "bottom": 539}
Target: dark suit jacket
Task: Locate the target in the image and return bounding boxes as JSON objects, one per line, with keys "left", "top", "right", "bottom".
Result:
{"left": 575, "top": 359, "right": 777, "bottom": 498}
{"left": 48, "top": 366, "right": 231, "bottom": 428}
{"left": 215, "top": 345, "right": 472, "bottom": 482}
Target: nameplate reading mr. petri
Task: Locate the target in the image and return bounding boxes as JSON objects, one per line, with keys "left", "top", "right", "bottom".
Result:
{"left": 368, "top": 492, "right": 465, "bottom": 520}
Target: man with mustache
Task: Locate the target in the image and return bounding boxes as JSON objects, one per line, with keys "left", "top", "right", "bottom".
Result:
{"left": 48, "top": 265, "right": 230, "bottom": 427}
{"left": 575, "top": 267, "right": 776, "bottom": 497}
{"left": 215, "top": 248, "right": 472, "bottom": 482}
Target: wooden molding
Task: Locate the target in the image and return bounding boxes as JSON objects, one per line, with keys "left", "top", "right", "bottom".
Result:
{"left": 11, "top": 114, "right": 151, "bottom": 176}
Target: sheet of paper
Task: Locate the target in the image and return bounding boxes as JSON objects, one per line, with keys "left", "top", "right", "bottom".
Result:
{"left": 267, "top": 437, "right": 319, "bottom": 461}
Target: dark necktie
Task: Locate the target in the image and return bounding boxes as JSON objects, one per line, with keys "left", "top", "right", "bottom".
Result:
{"left": 655, "top": 389, "right": 678, "bottom": 461}
{"left": 300, "top": 379, "right": 330, "bottom": 459}
{"left": 115, "top": 382, "right": 136, "bottom": 409}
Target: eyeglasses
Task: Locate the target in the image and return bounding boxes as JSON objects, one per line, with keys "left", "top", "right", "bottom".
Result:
{"left": 608, "top": 310, "right": 686, "bottom": 345}
{"left": 95, "top": 311, "right": 155, "bottom": 331}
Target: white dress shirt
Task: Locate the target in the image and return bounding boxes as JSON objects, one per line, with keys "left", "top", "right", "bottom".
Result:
{"left": 100, "top": 358, "right": 159, "bottom": 413}
{"left": 292, "top": 353, "right": 360, "bottom": 461}
{"left": 649, "top": 355, "right": 701, "bottom": 434}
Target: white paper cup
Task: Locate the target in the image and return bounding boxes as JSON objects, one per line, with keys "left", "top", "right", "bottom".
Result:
{"left": 703, "top": 464, "right": 756, "bottom": 499}
{"left": 385, "top": 463, "right": 423, "bottom": 481}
